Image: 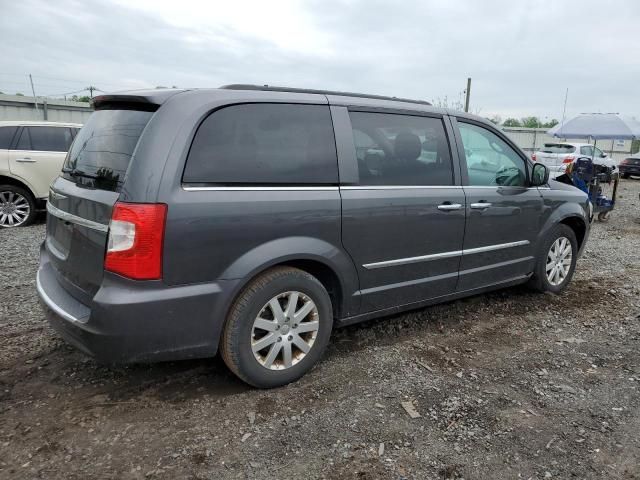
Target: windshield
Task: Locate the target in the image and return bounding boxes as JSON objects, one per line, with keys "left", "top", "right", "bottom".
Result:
{"left": 63, "top": 109, "right": 153, "bottom": 191}
{"left": 541, "top": 143, "right": 575, "bottom": 154}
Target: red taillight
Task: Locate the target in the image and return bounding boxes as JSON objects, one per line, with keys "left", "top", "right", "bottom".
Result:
{"left": 562, "top": 156, "right": 575, "bottom": 164}
{"left": 531, "top": 153, "right": 537, "bottom": 161}
{"left": 105, "top": 202, "right": 167, "bottom": 280}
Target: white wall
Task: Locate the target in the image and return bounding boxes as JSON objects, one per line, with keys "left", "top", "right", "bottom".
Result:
{"left": 0, "top": 94, "right": 92, "bottom": 124}
{"left": 503, "top": 127, "right": 633, "bottom": 163}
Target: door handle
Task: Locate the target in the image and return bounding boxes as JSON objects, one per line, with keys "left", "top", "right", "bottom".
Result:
{"left": 437, "top": 203, "right": 463, "bottom": 211}
{"left": 15, "top": 157, "right": 36, "bottom": 163}
{"left": 470, "top": 202, "right": 492, "bottom": 209}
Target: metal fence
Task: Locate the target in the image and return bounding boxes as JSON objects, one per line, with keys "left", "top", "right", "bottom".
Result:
{"left": 502, "top": 127, "right": 633, "bottom": 163}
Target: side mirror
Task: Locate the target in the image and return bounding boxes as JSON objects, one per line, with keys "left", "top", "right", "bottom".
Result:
{"left": 531, "top": 163, "right": 550, "bottom": 186}
{"left": 600, "top": 153, "right": 607, "bottom": 158}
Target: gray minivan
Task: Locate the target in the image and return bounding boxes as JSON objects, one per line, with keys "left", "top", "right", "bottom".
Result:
{"left": 37, "top": 85, "right": 591, "bottom": 387}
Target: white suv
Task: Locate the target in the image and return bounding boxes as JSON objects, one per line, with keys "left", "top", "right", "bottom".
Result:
{"left": 532, "top": 142, "right": 618, "bottom": 178}
{"left": 0, "top": 121, "right": 81, "bottom": 227}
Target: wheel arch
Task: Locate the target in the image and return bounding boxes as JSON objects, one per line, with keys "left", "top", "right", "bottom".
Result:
{"left": 0, "top": 174, "right": 38, "bottom": 201}
{"left": 537, "top": 201, "right": 589, "bottom": 255}
{"left": 219, "top": 237, "right": 360, "bottom": 320}
{"left": 559, "top": 215, "right": 587, "bottom": 251}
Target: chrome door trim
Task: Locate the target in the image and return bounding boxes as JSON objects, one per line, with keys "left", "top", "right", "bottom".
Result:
{"left": 463, "top": 240, "right": 529, "bottom": 255}
{"left": 46, "top": 202, "right": 109, "bottom": 233}
{"left": 363, "top": 249, "right": 463, "bottom": 269}
{"left": 341, "top": 185, "right": 464, "bottom": 190}
{"left": 363, "top": 240, "right": 530, "bottom": 269}
{"left": 182, "top": 185, "right": 339, "bottom": 192}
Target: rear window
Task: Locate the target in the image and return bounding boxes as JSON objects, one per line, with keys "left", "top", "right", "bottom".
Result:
{"left": 183, "top": 103, "right": 338, "bottom": 185}
{"left": 541, "top": 143, "right": 575, "bottom": 154}
{"left": 63, "top": 110, "right": 153, "bottom": 191}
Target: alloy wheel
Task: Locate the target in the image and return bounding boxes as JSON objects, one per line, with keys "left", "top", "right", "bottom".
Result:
{"left": 546, "top": 236, "right": 573, "bottom": 286}
{"left": 0, "top": 191, "right": 30, "bottom": 227}
{"left": 251, "top": 291, "right": 320, "bottom": 370}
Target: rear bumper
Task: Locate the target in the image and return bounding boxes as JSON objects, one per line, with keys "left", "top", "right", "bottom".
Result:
{"left": 37, "top": 245, "right": 238, "bottom": 363}
{"left": 619, "top": 165, "right": 640, "bottom": 175}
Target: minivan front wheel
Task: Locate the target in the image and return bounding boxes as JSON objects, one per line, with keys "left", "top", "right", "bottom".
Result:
{"left": 0, "top": 185, "right": 36, "bottom": 228}
{"left": 529, "top": 224, "right": 577, "bottom": 293}
{"left": 220, "top": 267, "right": 333, "bottom": 388}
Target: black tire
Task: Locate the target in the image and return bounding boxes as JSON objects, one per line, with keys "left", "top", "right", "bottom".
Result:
{"left": 0, "top": 184, "right": 36, "bottom": 228}
{"left": 528, "top": 224, "right": 578, "bottom": 294}
{"left": 621, "top": 173, "right": 630, "bottom": 179}
{"left": 220, "top": 267, "right": 333, "bottom": 388}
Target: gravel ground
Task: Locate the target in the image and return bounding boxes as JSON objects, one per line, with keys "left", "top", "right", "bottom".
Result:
{"left": 1, "top": 180, "right": 639, "bottom": 480}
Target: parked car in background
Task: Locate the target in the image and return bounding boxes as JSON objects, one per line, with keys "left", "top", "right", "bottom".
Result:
{"left": 0, "top": 121, "right": 81, "bottom": 227}
{"left": 532, "top": 142, "right": 617, "bottom": 178}
{"left": 619, "top": 153, "right": 640, "bottom": 178}
{"left": 38, "top": 86, "right": 591, "bottom": 388}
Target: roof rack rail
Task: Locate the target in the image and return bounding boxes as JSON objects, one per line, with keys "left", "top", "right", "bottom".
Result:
{"left": 220, "top": 84, "right": 432, "bottom": 106}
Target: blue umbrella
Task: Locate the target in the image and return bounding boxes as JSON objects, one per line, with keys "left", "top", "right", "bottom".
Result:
{"left": 547, "top": 113, "right": 640, "bottom": 140}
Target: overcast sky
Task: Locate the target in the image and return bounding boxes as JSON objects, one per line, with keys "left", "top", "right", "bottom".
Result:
{"left": 1, "top": 0, "right": 639, "bottom": 121}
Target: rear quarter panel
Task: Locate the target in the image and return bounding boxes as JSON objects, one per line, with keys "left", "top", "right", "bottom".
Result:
{"left": 145, "top": 90, "right": 360, "bottom": 318}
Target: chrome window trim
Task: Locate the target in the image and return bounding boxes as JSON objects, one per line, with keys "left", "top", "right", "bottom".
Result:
{"left": 36, "top": 269, "right": 83, "bottom": 324}
{"left": 363, "top": 240, "right": 530, "bottom": 269}
{"left": 181, "top": 185, "right": 547, "bottom": 192}
{"left": 182, "top": 185, "right": 339, "bottom": 192}
{"left": 46, "top": 202, "right": 109, "bottom": 233}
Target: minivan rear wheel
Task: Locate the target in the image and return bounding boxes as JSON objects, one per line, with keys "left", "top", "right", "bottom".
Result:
{"left": 220, "top": 267, "right": 333, "bottom": 388}
{"left": 0, "top": 185, "right": 36, "bottom": 228}
{"left": 529, "top": 224, "right": 577, "bottom": 293}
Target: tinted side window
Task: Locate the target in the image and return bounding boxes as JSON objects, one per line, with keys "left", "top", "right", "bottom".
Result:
{"left": 27, "top": 127, "right": 73, "bottom": 152}
{"left": 348, "top": 112, "right": 453, "bottom": 186}
{"left": 184, "top": 104, "right": 338, "bottom": 184}
{"left": 0, "top": 126, "right": 18, "bottom": 149}
{"left": 15, "top": 128, "right": 31, "bottom": 150}
{"left": 458, "top": 122, "right": 527, "bottom": 187}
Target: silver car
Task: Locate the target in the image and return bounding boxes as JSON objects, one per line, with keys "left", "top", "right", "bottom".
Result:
{"left": 532, "top": 142, "right": 617, "bottom": 178}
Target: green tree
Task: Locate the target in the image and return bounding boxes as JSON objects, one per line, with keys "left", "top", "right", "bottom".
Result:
{"left": 543, "top": 119, "right": 559, "bottom": 128}
{"left": 521, "top": 116, "right": 542, "bottom": 128}
{"left": 15, "top": 92, "right": 24, "bottom": 96}
{"left": 503, "top": 118, "right": 522, "bottom": 127}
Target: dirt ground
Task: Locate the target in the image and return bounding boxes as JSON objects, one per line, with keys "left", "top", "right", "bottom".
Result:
{"left": 1, "top": 180, "right": 639, "bottom": 480}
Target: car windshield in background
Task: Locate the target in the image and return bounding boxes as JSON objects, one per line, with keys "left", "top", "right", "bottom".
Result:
{"left": 63, "top": 110, "right": 153, "bottom": 191}
{"left": 541, "top": 143, "right": 575, "bottom": 154}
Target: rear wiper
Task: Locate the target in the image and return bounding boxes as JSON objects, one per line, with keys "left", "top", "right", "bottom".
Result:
{"left": 61, "top": 167, "right": 99, "bottom": 179}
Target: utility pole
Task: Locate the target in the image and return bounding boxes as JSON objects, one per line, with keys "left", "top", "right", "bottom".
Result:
{"left": 560, "top": 87, "right": 569, "bottom": 127}
{"left": 87, "top": 86, "right": 97, "bottom": 98}
{"left": 29, "top": 74, "right": 39, "bottom": 113}
{"left": 464, "top": 77, "right": 471, "bottom": 112}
